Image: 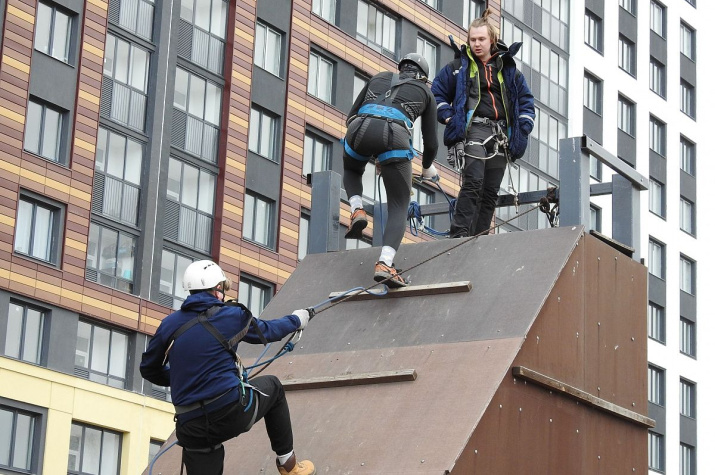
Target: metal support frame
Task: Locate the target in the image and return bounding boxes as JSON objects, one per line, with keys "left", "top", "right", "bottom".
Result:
{"left": 307, "top": 136, "right": 647, "bottom": 260}
{"left": 559, "top": 136, "right": 647, "bottom": 260}
{"left": 307, "top": 171, "right": 342, "bottom": 255}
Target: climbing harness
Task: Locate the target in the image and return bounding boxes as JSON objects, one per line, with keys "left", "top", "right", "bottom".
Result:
{"left": 342, "top": 73, "right": 418, "bottom": 163}
{"left": 463, "top": 117, "right": 509, "bottom": 161}
{"left": 408, "top": 174, "right": 457, "bottom": 237}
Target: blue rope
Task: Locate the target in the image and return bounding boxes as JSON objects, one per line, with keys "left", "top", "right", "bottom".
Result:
{"left": 148, "top": 439, "right": 179, "bottom": 475}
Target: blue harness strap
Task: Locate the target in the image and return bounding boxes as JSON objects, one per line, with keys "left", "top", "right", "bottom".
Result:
{"left": 357, "top": 104, "right": 413, "bottom": 129}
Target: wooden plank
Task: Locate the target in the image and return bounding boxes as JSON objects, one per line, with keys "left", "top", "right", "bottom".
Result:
{"left": 282, "top": 369, "right": 416, "bottom": 391}
{"left": 328, "top": 281, "right": 472, "bottom": 302}
{"left": 512, "top": 366, "right": 655, "bottom": 428}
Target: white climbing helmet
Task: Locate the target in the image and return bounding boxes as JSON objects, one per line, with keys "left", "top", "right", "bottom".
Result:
{"left": 182, "top": 260, "right": 230, "bottom": 292}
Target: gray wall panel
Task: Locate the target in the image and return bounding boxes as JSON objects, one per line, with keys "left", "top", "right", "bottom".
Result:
{"left": 680, "top": 292, "right": 696, "bottom": 321}
{"left": 650, "top": 31, "right": 667, "bottom": 64}
{"left": 680, "top": 170, "right": 696, "bottom": 202}
{"left": 617, "top": 130, "right": 636, "bottom": 166}
{"left": 649, "top": 152, "right": 667, "bottom": 183}
{"left": 245, "top": 154, "right": 282, "bottom": 202}
{"left": 680, "top": 415, "right": 697, "bottom": 447}
{"left": 680, "top": 57, "right": 696, "bottom": 85}
{"left": 648, "top": 274, "right": 666, "bottom": 307}
{"left": 619, "top": 8, "right": 637, "bottom": 42}
{"left": 582, "top": 108, "right": 603, "bottom": 145}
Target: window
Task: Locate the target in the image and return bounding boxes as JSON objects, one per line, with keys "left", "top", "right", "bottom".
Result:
{"left": 94, "top": 127, "right": 143, "bottom": 225}
{"left": 648, "top": 365, "right": 664, "bottom": 405}
{"left": 680, "top": 23, "right": 695, "bottom": 61}
{"left": 102, "top": 34, "right": 149, "bottom": 131}
{"left": 680, "top": 379, "right": 695, "bottom": 418}
{"left": 680, "top": 137, "right": 695, "bottom": 175}
{"left": 5, "top": 301, "right": 45, "bottom": 364}
{"left": 619, "top": 0, "right": 635, "bottom": 15}
{"left": 239, "top": 276, "right": 273, "bottom": 317}
{"left": 649, "top": 179, "right": 664, "bottom": 217}
{"left": 589, "top": 205, "right": 601, "bottom": 232}
{"left": 648, "top": 431, "right": 664, "bottom": 471}
{"left": 649, "top": 58, "right": 665, "bottom": 97}
{"left": 159, "top": 250, "right": 193, "bottom": 309}
{"left": 649, "top": 116, "right": 665, "bottom": 155}
{"left": 298, "top": 213, "right": 309, "bottom": 260}
{"left": 113, "top": 0, "right": 155, "bottom": 40}
{"left": 650, "top": 1, "right": 665, "bottom": 37}
{"left": 312, "top": 0, "right": 336, "bottom": 23}
{"left": 166, "top": 157, "right": 216, "bottom": 252}
{"left": 584, "top": 10, "right": 602, "bottom": 52}
{"left": 243, "top": 192, "right": 275, "bottom": 247}
{"left": 647, "top": 302, "right": 664, "bottom": 343}
{"left": 617, "top": 95, "right": 635, "bottom": 136}
{"left": 303, "top": 133, "right": 331, "bottom": 176}
{"left": 74, "top": 321, "right": 128, "bottom": 388}
{"left": 353, "top": 74, "right": 368, "bottom": 103}
{"left": 648, "top": 239, "right": 664, "bottom": 279}
{"left": 254, "top": 22, "right": 282, "bottom": 77}
{"left": 178, "top": 0, "right": 227, "bottom": 74}
{"left": 419, "top": 0, "right": 438, "bottom": 9}
{"left": 680, "top": 256, "right": 694, "bottom": 294}
{"left": 416, "top": 36, "right": 437, "bottom": 81}
{"left": 680, "top": 81, "right": 695, "bottom": 118}
{"left": 308, "top": 51, "right": 334, "bottom": 103}
{"left": 680, "top": 444, "right": 694, "bottom": 475}
{"left": 345, "top": 234, "right": 371, "bottom": 250}
{"left": 172, "top": 68, "right": 222, "bottom": 162}
{"left": 356, "top": 0, "right": 397, "bottom": 58}
{"left": 14, "top": 194, "right": 62, "bottom": 264}
{"left": 463, "top": 0, "right": 485, "bottom": 29}
{"left": 24, "top": 99, "right": 64, "bottom": 162}
{"left": 180, "top": 0, "right": 227, "bottom": 39}
{"left": 0, "top": 406, "right": 38, "bottom": 471}
{"left": 86, "top": 223, "right": 136, "bottom": 293}
{"left": 583, "top": 73, "right": 602, "bottom": 114}
{"left": 618, "top": 36, "right": 635, "bottom": 75}
{"left": 680, "top": 198, "right": 694, "bottom": 235}
{"left": 590, "top": 156, "right": 601, "bottom": 181}
{"left": 149, "top": 440, "right": 163, "bottom": 465}
{"left": 68, "top": 423, "right": 121, "bottom": 475}
{"left": 34, "top": 2, "right": 72, "bottom": 63}
{"left": 249, "top": 106, "right": 278, "bottom": 161}
{"left": 680, "top": 318, "right": 695, "bottom": 357}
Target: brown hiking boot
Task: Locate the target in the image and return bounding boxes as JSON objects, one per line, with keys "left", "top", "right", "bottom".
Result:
{"left": 277, "top": 453, "right": 315, "bottom": 475}
{"left": 374, "top": 261, "right": 408, "bottom": 288}
{"left": 345, "top": 208, "right": 368, "bottom": 239}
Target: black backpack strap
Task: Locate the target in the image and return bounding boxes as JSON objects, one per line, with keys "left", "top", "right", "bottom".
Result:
{"left": 198, "top": 309, "right": 240, "bottom": 363}
{"left": 374, "top": 73, "right": 415, "bottom": 107}
{"left": 224, "top": 300, "right": 268, "bottom": 346}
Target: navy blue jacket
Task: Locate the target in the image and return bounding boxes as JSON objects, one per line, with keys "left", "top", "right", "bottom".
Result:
{"left": 140, "top": 292, "right": 300, "bottom": 406}
{"left": 431, "top": 37, "right": 535, "bottom": 158}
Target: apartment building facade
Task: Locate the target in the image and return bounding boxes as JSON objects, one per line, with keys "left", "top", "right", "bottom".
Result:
{"left": 0, "top": 0, "right": 710, "bottom": 473}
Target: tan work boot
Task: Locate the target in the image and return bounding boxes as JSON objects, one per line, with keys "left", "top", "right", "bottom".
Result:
{"left": 374, "top": 261, "right": 408, "bottom": 288}
{"left": 276, "top": 453, "right": 315, "bottom": 475}
{"left": 344, "top": 208, "right": 368, "bottom": 239}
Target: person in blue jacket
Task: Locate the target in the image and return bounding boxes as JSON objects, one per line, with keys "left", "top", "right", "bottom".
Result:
{"left": 431, "top": 8, "right": 535, "bottom": 238}
{"left": 140, "top": 260, "right": 315, "bottom": 475}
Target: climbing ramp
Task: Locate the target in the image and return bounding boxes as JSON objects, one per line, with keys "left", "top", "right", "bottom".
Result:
{"left": 145, "top": 225, "right": 652, "bottom": 474}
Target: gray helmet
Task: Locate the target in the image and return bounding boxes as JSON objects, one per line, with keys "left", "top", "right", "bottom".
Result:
{"left": 398, "top": 53, "right": 429, "bottom": 78}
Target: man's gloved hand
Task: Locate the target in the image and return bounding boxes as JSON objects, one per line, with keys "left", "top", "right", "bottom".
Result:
{"left": 421, "top": 164, "right": 439, "bottom": 182}
{"left": 292, "top": 309, "right": 310, "bottom": 330}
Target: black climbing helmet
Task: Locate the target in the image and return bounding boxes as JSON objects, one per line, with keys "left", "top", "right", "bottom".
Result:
{"left": 398, "top": 53, "right": 429, "bottom": 79}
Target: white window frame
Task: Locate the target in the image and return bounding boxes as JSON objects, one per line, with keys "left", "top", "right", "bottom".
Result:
{"left": 649, "top": 117, "right": 665, "bottom": 155}
{"left": 680, "top": 81, "right": 694, "bottom": 118}
{"left": 680, "top": 318, "right": 695, "bottom": 357}
{"left": 356, "top": 0, "right": 397, "bottom": 57}
{"left": 24, "top": 99, "right": 63, "bottom": 162}
{"left": 159, "top": 249, "right": 194, "bottom": 309}
{"left": 0, "top": 406, "right": 39, "bottom": 472}
{"left": 679, "top": 256, "right": 694, "bottom": 294}
{"left": 618, "top": 35, "right": 635, "bottom": 76}
{"left": 680, "top": 137, "right": 695, "bottom": 175}
{"left": 584, "top": 10, "right": 602, "bottom": 52}
{"left": 617, "top": 95, "right": 635, "bottom": 136}
{"left": 649, "top": 58, "right": 665, "bottom": 97}
{"left": 650, "top": 1, "right": 665, "bottom": 37}
{"left": 648, "top": 239, "right": 664, "bottom": 279}
{"left": 619, "top": 0, "right": 635, "bottom": 15}
{"left": 254, "top": 22, "right": 282, "bottom": 77}
{"left": 5, "top": 301, "right": 45, "bottom": 364}
{"left": 679, "top": 379, "right": 695, "bottom": 418}
{"left": 14, "top": 195, "right": 61, "bottom": 264}
{"left": 680, "top": 23, "right": 695, "bottom": 61}
{"left": 303, "top": 132, "right": 331, "bottom": 176}
{"left": 647, "top": 302, "right": 664, "bottom": 343}
{"left": 74, "top": 320, "right": 129, "bottom": 389}
{"left": 416, "top": 35, "right": 437, "bottom": 81}
{"left": 308, "top": 51, "right": 334, "bottom": 103}
{"left": 680, "top": 444, "right": 694, "bottom": 475}
{"left": 648, "top": 431, "right": 664, "bottom": 471}
{"left": 463, "top": 0, "right": 485, "bottom": 29}
{"left": 239, "top": 275, "right": 274, "bottom": 317}
{"left": 243, "top": 192, "right": 275, "bottom": 248}
{"left": 312, "top": 0, "right": 336, "bottom": 23}
{"left": 583, "top": 73, "right": 602, "bottom": 114}
{"left": 648, "top": 365, "right": 664, "bottom": 405}
{"left": 249, "top": 106, "right": 278, "bottom": 161}
{"left": 648, "top": 179, "right": 664, "bottom": 217}
{"left": 680, "top": 197, "right": 694, "bottom": 235}
{"left": 86, "top": 222, "right": 137, "bottom": 294}
{"left": 34, "top": 2, "right": 72, "bottom": 63}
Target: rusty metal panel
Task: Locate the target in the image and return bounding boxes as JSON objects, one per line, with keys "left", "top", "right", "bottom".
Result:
{"left": 144, "top": 339, "right": 524, "bottom": 474}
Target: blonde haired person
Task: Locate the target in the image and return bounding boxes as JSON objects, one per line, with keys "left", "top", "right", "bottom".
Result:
{"left": 431, "top": 9, "right": 535, "bottom": 237}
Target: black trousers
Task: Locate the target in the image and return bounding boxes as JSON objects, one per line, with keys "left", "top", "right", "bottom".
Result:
{"left": 176, "top": 375, "right": 293, "bottom": 474}
{"left": 450, "top": 155, "right": 507, "bottom": 238}
{"left": 343, "top": 154, "right": 412, "bottom": 250}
